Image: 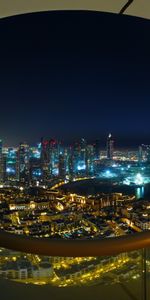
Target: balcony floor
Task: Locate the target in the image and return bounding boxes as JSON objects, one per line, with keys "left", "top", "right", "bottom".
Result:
{"left": 0, "top": 278, "right": 143, "bottom": 300}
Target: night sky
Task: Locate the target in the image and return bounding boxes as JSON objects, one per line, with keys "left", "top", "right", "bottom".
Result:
{"left": 0, "top": 11, "right": 150, "bottom": 147}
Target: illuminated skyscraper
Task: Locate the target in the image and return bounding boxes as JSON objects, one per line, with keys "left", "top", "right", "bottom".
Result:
{"left": 106, "top": 133, "right": 114, "bottom": 159}
{"left": 68, "top": 146, "right": 74, "bottom": 178}
{"left": 0, "top": 140, "right": 3, "bottom": 182}
{"left": 73, "top": 141, "right": 81, "bottom": 173}
{"left": 18, "top": 142, "right": 29, "bottom": 184}
{"left": 138, "top": 144, "right": 150, "bottom": 163}
{"left": 2, "top": 153, "right": 6, "bottom": 183}
{"left": 40, "top": 137, "right": 50, "bottom": 182}
{"left": 93, "top": 139, "right": 100, "bottom": 160}
{"left": 4, "top": 147, "right": 19, "bottom": 183}
{"left": 80, "top": 138, "right": 86, "bottom": 162}
{"left": 49, "top": 139, "right": 58, "bottom": 176}
{"left": 58, "top": 154, "right": 66, "bottom": 178}
{"left": 86, "top": 144, "right": 94, "bottom": 175}
{"left": 73, "top": 139, "right": 87, "bottom": 174}
{"left": 29, "top": 157, "right": 41, "bottom": 184}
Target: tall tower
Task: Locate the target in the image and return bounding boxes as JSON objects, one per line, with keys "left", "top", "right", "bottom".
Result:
{"left": 93, "top": 139, "right": 100, "bottom": 160}
{"left": 73, "top": 141, "right": 81, "bottom": 173}
{"left": 18, "top": 142, "right": 29, "bottom": 184}
{"left": 106, "top": 133, "right": 114, "bottom": 159}
{"left": 0, "top": 140, "right": 3, "bottom": 183}
{"left": 5, "top": 148, "right": 18, "bottom": 183}
{"left": 68, "top": 145, "right": 74, "bottom": 178}
{"left": 86, "top": 144, "right": 94, "bottom": 176}
{"left": 80, "top": 138, "right": 87, "bottom": 165}
{"left": 139, "top": 144, "right": 150, "bottom": 163}
{"left": 59, "top": 154, "right": 66, "bottom": 178}
{"left": 40, "top": 137, "right": 50, "bottom": 182}
{"left": 49, "top": 139, "right": 58, "bottom": 176}
{"left": 138, "top": 145, "right": 143, "bottom": 165}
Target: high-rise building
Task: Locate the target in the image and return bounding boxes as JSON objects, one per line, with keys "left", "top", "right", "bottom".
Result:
{"left": 93, "top": 139, "right": 100, "bottom": 160}
{"left": 80, "top": 138, "right": 86, "bottom": 162}
{"left": 76, "top": 138, "right": 87, "bottom": 174}
{"left": 138, "top": 144, "right": 150, "bottom": 163}
{"left": 0, "top": 140, "right": 7, "bottom": 184}
{"left": 29, "top": 157, "right": 42, "bottom": 184}
{"left": 86, "top": 144, "right": 94, "bottom": 175}
{"left": 40, "top": 137, "right": 51, "bottom": 182}
{"left": 49, "top": 139, "right": 58, "bottom": 176}
{"left": 2, "top": 153, "right": 7, "bottom": 183}
{"left": 58, "top": 154, "right": 66, "bottom": 178}
{"left": 73, "top": 141, "right": 81, "bottom": 173}
{"left": 18, "top": 142, "right": 29, "bottom": 184}
{"left": 0, "top": 140, "right": 3, "bottom": 183}
{"left": 138, "top": 145, "right": 143, "bottom": 165}
{"left": 68, "top": 146, "right": 74, "bottom": 178}
{"left": 106, "top": 133, "right": 114, "bottom": 159}
{"left": 30, "top": 144, "right": 41, "bottom": 159}
{"left": 5, "top": 148, "right": 19, "bottom": 183}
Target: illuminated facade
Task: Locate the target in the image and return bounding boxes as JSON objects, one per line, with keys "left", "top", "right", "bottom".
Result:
{"left": 86, "top": 144, "right": 94, "bottom": 175}
{"left": 18, "top": 142, "right": 29, "bottom": 184}
{"left": 0, "top": 140, "right": 3, "bottom": 183}
{"left": 5, "top": 148, "right": 19, "bottom": 182}
{"left": 138, "top": 144, "right": 150, "bottom": 163}
{"left": 59, "top": 154, "right": 66, "bottom": 178}
{"left": 0, "top": 136, "right": 150, "bottom": 186}
{"left": 93, "top": 139, "right": 100, "bottom": 160}
{"left": 40, "top": 137, "right": 51, "bottom": 182}
{"left": 106, "top": 133, "right": 114, "bottom": 160}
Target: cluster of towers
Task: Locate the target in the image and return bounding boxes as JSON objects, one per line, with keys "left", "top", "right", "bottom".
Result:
{"left": 0, "top": 134, "right": 114, "bottom": 186}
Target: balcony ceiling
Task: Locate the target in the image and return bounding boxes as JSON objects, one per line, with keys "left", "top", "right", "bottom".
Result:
{"left": 0, "top": 0, "right": 149, "bottom": 20}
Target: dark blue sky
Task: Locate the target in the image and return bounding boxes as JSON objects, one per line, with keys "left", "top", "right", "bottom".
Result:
{"left": 0, "top": 11, "right": 150, "bottom": 147}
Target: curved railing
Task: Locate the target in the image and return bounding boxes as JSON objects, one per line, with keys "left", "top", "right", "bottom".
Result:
{"left": 0, "top": 230, "right": 150, "bottom": 256}
{"left": 0, "top": 1, "right": 149, "bottom": 20}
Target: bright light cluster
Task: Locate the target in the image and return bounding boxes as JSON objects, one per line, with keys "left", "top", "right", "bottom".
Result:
{"left": 134, "top": 173, "right": 144, "bottom": 186}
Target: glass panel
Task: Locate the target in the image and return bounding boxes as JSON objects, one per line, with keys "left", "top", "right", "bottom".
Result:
{"left": 0, "top": 247, "right": 145, "bottom": 300}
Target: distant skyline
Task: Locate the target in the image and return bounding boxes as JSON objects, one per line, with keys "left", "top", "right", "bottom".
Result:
{"left": 0, "top": 11, "right": 150, "bottom": 147}
{"left": 1, "top": 134, "right": 149, "bottom": 150}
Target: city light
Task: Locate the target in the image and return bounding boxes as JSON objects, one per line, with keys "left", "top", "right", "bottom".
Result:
{"left": 112, "top": 164, "right": 117, "bottom": 168}
{"left": 32, "top": 169, "right": 42, "bottom": 176}
{"left": 106, "top": 170, "right": 110, "bottom": 175}
{"left": 134, "top": 173, "right": 144, "bottom": 186}
{"left": 6, "top": 167, "right": 15, "bottom": 174}
{"left": 77, "top": 163, "right": 86, "bottom": 171}
{"left": 123, "top": 178, "right": 130, "bottom": 185}
{"left": 101, "top": 169, "right": 117, "bottom": 179}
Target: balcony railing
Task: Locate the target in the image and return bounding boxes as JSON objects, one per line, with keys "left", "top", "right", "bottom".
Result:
{"left": 0, "top": 230, "right": 150, "bottom": 256}
{"left": 0, "top": 230, "right": 150, "bottom": 300}
{"left": 0, "top": 1, "right": 149, "bottom": 20}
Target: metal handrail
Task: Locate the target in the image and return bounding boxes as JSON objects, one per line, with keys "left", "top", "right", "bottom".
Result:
{"left": 0, "top": 230, "right": 150, "bottom": 257}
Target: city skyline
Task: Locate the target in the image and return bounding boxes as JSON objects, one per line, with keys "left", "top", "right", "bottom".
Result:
{"left": 0, "top": 11, "right": 150, "bottom": 146}
{"left": 0, "top": 133, "right": 150, "bottom": 149}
